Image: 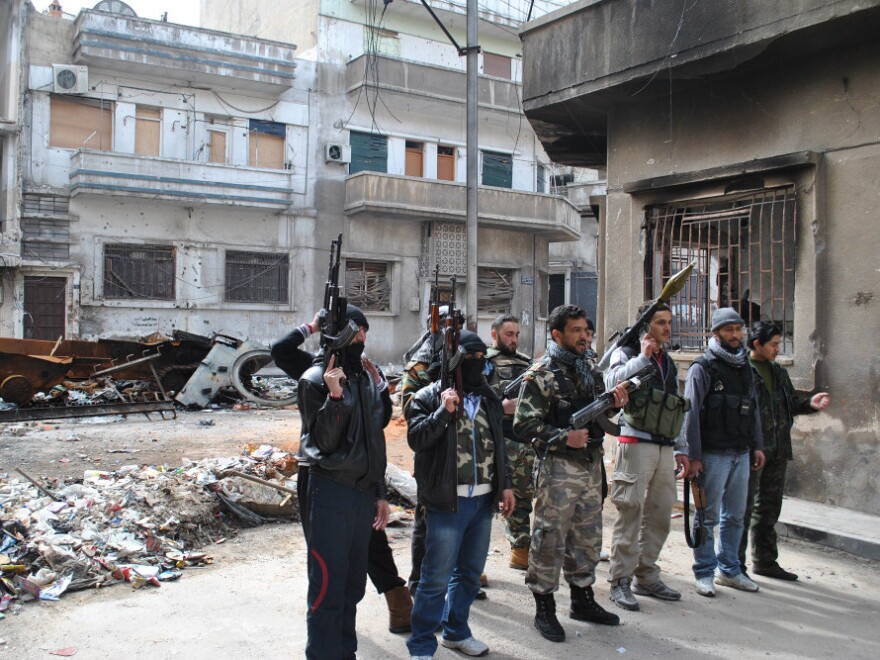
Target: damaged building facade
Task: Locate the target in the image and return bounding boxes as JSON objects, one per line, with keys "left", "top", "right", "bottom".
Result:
{"left": 201, "top": 0, "right": 597, "bottom": 357}
{"left": 1, "top": 4, "right": 316, "bottom": 347}
{"left": 520, "top": 0, "right": 880, "bottom": 514}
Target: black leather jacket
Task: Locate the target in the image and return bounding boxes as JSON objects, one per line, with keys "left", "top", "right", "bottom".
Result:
{"left": 297, "top": 365, "right": 391, "bottom": 497}
{"left": 407, "top": 382, "right": 511, "bottom": 512}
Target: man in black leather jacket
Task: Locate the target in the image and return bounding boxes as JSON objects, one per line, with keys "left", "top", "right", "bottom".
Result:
{"left": 297, "top": 305, "right": 391, "bottom": 660}
{"left": 405, "top": 331, "right": 514, "bottom": 659}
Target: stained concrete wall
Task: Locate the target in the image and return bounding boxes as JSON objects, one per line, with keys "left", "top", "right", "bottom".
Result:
{"left": 597, "top": 38, "right": 880, "bottom": 514}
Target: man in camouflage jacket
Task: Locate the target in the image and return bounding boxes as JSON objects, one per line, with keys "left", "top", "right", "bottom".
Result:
{"left": 485, "top": 314, "right": 533, "bottom": 570}
{"left": 513, "top": 305, "right": 630, "bottom": 643}
{"left": 739, "top": 321, "right": 830, "bottom": 581}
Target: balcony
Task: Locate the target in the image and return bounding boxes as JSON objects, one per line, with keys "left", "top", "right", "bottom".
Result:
{"left": 73, "top": 10, "right": 297, "bottom": 94}
{"left": 346, "top": 55, "right": 521, "bottom": 117}
{"left": 344, "top": 172, "right": 581, "bottom": 241}
{"left": 69, "top": 150, "right": 294, "bottom": 211}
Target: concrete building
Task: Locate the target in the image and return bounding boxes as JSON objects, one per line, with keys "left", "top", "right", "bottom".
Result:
{"left": 2, "top": 3, "right": 316, "bottom": 346}
{"left": 202, "top": 0, "right": 596, "bottom": 358}
{"left": 1, "top": 1, "right": 25, "bottom": 275}
{"left": 520, "top": 0, "right": 880, "bottom": 515}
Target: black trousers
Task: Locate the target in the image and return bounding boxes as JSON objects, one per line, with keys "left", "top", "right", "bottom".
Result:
{"left": 299, "top": 464, "right": 405, "bottom": 595}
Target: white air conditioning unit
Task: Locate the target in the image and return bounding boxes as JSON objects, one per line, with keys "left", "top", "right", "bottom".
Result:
{"left": 52, "top": 65, "right": 89, "bottom": 94}
{"left": 325, "top": 143, "right": 351, "bottom": 164}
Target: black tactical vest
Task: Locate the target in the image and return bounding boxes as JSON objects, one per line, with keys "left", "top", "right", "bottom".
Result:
{"left": 695, "top": 355, "right": 755, "bottom": 452}
{"left": 547, "top": 362, "right": 602, "bottom": 440}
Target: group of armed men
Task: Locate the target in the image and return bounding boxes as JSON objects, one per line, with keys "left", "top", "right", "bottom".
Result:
{"left": 271, "top": 301, "right": 830, "bottom": 660}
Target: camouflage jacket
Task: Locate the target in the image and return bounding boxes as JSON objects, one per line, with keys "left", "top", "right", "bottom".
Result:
{"left": 749, "top": 358, "right": 815, "bottom": 460}
{"left": 401, "top": 360, "right": 433, "bottom": 418}
{"left": 513, "top": 353, "right": 599, "bottom": 456}
{"left": 408, "top": 382, "right": 511, "bottom": 512}
{"left": 486, "top": 347, "right": 532, "bottom": 439}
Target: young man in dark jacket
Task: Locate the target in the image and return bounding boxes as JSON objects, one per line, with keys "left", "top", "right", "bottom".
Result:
{"left": 406, "top": 331, "right": 514, "bottom": 660}
{"left": 270, "top": 309, "right": 412, "bottom": 635}
{"left": 296, "top": 305, "right": 392, "bottom": 660}
{"left": 739, "top": 321, "right": 830, "bottom": 580}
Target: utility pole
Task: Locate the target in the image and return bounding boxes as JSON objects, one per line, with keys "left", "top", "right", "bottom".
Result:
{"left": 465, "top": 0, "right": 479, "bottom": 331}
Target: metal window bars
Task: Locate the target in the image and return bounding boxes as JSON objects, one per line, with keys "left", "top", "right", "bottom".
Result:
{"left": 644, "top": 186, "right": 796, "bottom": 354}
{"left": 104, "top": 244, "right": 175, "bottom": 301}
{"left": 225, "top": 251, "right": 290, "bottom": 303}
{"left": 345, "top": 260, "right": 391, "bottom": 312}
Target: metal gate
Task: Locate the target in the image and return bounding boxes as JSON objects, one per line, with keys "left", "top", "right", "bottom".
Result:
{"left": 23, "top": 276, "right": 66, "bottom": 340}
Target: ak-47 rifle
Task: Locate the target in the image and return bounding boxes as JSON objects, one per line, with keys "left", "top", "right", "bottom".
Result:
{"left": 542, "top": 363, "right": 655, "bottom": 448}
{"left": 439, "top": 275, "right": 464, "bottom": 415}
{"left": 429, "top": 264, "right": 441, "bottom": 337}
{"left": 320, "top": 233, "right": 359, "bottom": 375}
{"left": 596, "top": 261, "right": 696, "bottom": 371}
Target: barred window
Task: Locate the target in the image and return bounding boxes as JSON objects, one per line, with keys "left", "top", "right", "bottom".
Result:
{"left": 346, "top": 260, "right": 390, "bottom": 312}
{"left": 104, "top": 244, "right": 175, "bottom": 300}
{"left": 478, "top": 267, "right": 514, "bottom": 315}
{"left": 225, "top": 251, "right": 289, "bottom": 303}
{"left": 645, "top": 186, "right": 796, "bottom": 353}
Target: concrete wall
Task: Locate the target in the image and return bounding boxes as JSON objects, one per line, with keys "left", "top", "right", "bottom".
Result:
{"left": 600, "top": 38, "right": 880, "bottom": 514}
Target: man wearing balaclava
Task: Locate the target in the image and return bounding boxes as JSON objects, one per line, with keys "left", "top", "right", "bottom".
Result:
{"left": 297, "top": 304, "right": 392, "bottom": 660}
{"left": 681, "top": 307, "right": 765, "bottom": 598}
{"left": 406, "top": 330, "right": 514, "bottom": 660}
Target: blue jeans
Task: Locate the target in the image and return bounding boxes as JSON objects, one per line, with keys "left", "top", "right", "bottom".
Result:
{"left": 305, "top": 472, "right": 375, "bottom": 660}
{"left": 407, "top": 495, "right": 493, "bottom": 657}
{"left": 692, "top": 451, "right": 750, "bottom": 579}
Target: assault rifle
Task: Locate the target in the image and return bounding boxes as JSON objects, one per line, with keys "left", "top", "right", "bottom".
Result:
{"left": 429, "top": 264, "right": 442, "bottom": 337}
{"left": 542, "top": 363, "right": 656, "bottom": 448}
{"left": 320, "top": 233, "right": 359, "bottom": 375}
{"left": 439, "top": 275, "right": 464, "bottom": 415}
{"left": 596, "top": 261, "right": 696, "bottom": 371}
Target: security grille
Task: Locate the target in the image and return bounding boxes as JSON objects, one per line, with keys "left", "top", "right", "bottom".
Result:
{"left": 104, "top": 244, "right": 175, "bottom": 300}
{"left": 645, "top": 186, "right": 796, "bottom": 353}
{"left": 478, "top": 268, "right": 514, "bottom": 315}
{"left": 346, "top": 260, "right": 390, "bottom": 312}
{"left": 225, "top": 251, "right": 289, "bottom": 303}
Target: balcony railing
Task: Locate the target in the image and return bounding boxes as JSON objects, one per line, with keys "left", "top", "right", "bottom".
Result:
{"left": 69, "top": 150, "right": 294, "bottom": 211}
{"left": 344, "top": 172, "right": 581, "bottom": 241}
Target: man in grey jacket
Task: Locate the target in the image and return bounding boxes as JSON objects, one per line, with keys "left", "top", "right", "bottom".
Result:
{"left": 605, "top": 302, "right": 690, "bottom": 611}
{"left": 682, "top": 308, "right": 765, "bottom": 597}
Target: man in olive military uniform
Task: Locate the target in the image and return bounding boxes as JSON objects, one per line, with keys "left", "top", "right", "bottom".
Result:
{"left": 682, "top": 308, "right": 765, "bottom": 597}
{"left": 514, "top": 305, "right": 630, "bottom": 643}
{"left": 739, "top": 321, "right": 830, "bottom": 581}
{"left": 485, "top": 314, "right": 533, "bottom": 570}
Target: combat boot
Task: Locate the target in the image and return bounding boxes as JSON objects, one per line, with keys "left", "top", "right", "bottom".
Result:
{"left": 569, "top": 585, "right": 620, "bottom": 626}
{"left": 533, "top": 592, "right": 566, "bottom": 642}
{"left": 509, "top": 546, "right": 529, "bottom": 570}
{"left": 384, "top": 585, "right": 412, "bottom": 634}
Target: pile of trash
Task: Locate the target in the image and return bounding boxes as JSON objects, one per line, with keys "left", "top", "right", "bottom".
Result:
{"left": 0, "top": 444, "right": 300, "bottom": 616}
{"left": 31, "top": 379, "right": 159, "bottom": 407}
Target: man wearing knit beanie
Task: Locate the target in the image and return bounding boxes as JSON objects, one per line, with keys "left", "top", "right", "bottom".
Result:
{"left": 681, "top": 307, "right": 765, "bottom": 597}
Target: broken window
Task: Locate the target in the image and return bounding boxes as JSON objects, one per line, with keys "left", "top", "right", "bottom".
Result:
{"left": 103, "top": 244, "right": 175, "bottom": 300}
{"left": 346, "top": 260, "right": 390, "bottom": 312}
{"left": 248, "top": 119, "right": 285, "bottom": 169}
{"left": 483, "top": 52, "right": 511, "bottom": 79}
{"left": 644, "top": 186, "right": 796, "bottom": 353}
{"left": 225, "top": 250, "right": 289, "bottom": 304}
{"left": 50, "top": 96, "right": 114, "bottom": 151}
{"left": 21, "top": 193, "right": 70, "bottom": 261}
{"left": 481, "top": 151, "right": 512, "bottom": 189}
{"left": 478, "top": 267, "right": 514, "bottom": 315}
{"left": 135, "top": 105, "right": 161, "bottom": 156}
{"left": 550, "top": 173, "right": 574, "bottom": 196}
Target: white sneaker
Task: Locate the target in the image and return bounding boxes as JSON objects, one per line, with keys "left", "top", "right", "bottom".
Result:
{"left": 440, "top": 636, "right": 489, "bottom": 657}
{"left": 715, "top": 572, "right": 759, "bottom": 592}
{"left": 695, "top": 576, "right": 716, "bottom": 597}
{"left": 599, "top": 549, "right": 610, "bottom": 561}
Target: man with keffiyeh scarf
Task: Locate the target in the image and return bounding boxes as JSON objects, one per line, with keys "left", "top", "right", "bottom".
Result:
{"left": 513, "top": 305, "right": 630, "bottom": 643}
{"left": 681, "top": 307, "right": 765, "bottom": 598}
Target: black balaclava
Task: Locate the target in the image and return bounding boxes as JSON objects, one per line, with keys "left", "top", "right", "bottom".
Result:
{"left": 343, "top": 305, "right": 368, "bottom": 376}
{"left": 459, "top": 331, "right": 488, "bottom": 392}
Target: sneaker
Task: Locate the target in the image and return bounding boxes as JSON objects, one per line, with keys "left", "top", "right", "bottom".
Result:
{"left": 752, "top": 562, "right": 798, "bottom": 581}
{"left": 715, "top": 572, "right": 759, "bottom": 592}
{"left": 631, "top": 578, "right": 681, "bottom": 601}
{"left": 609, "top": 577, "right": 639, "bottom": 611}
{"left": 440, "top": 636, "right": 489, "bottom": 657}
{"left": 695, "top": 576, "right": 716, "bottom": 597}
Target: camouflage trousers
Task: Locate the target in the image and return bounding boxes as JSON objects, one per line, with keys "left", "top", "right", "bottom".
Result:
{"left": 504, "top": 440, "right": 535, "bottom": 549}
{"left": 526, "top": 452, "right": 603, "bottom": 594}
{"left": 739, "top": 448, "right": 788, "bottom": 568}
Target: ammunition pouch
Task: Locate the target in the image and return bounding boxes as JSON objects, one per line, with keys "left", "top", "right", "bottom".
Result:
{"left": 701, "top": 393, "right": 754, "bottom": 449}
{"left": 623, "top": 388, "right": 690, "bottom": 439}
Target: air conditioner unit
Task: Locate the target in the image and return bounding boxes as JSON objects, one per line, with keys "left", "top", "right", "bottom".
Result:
{"left": 325, "top": 143, "right": 351, "bottom": 164}
{"left": 52, "top": 65, "right": 89, "bottom": 94}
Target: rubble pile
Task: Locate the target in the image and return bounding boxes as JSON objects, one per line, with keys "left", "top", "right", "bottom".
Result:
{"left": 0, "top": 445, "right": 300, "bottom": 615}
